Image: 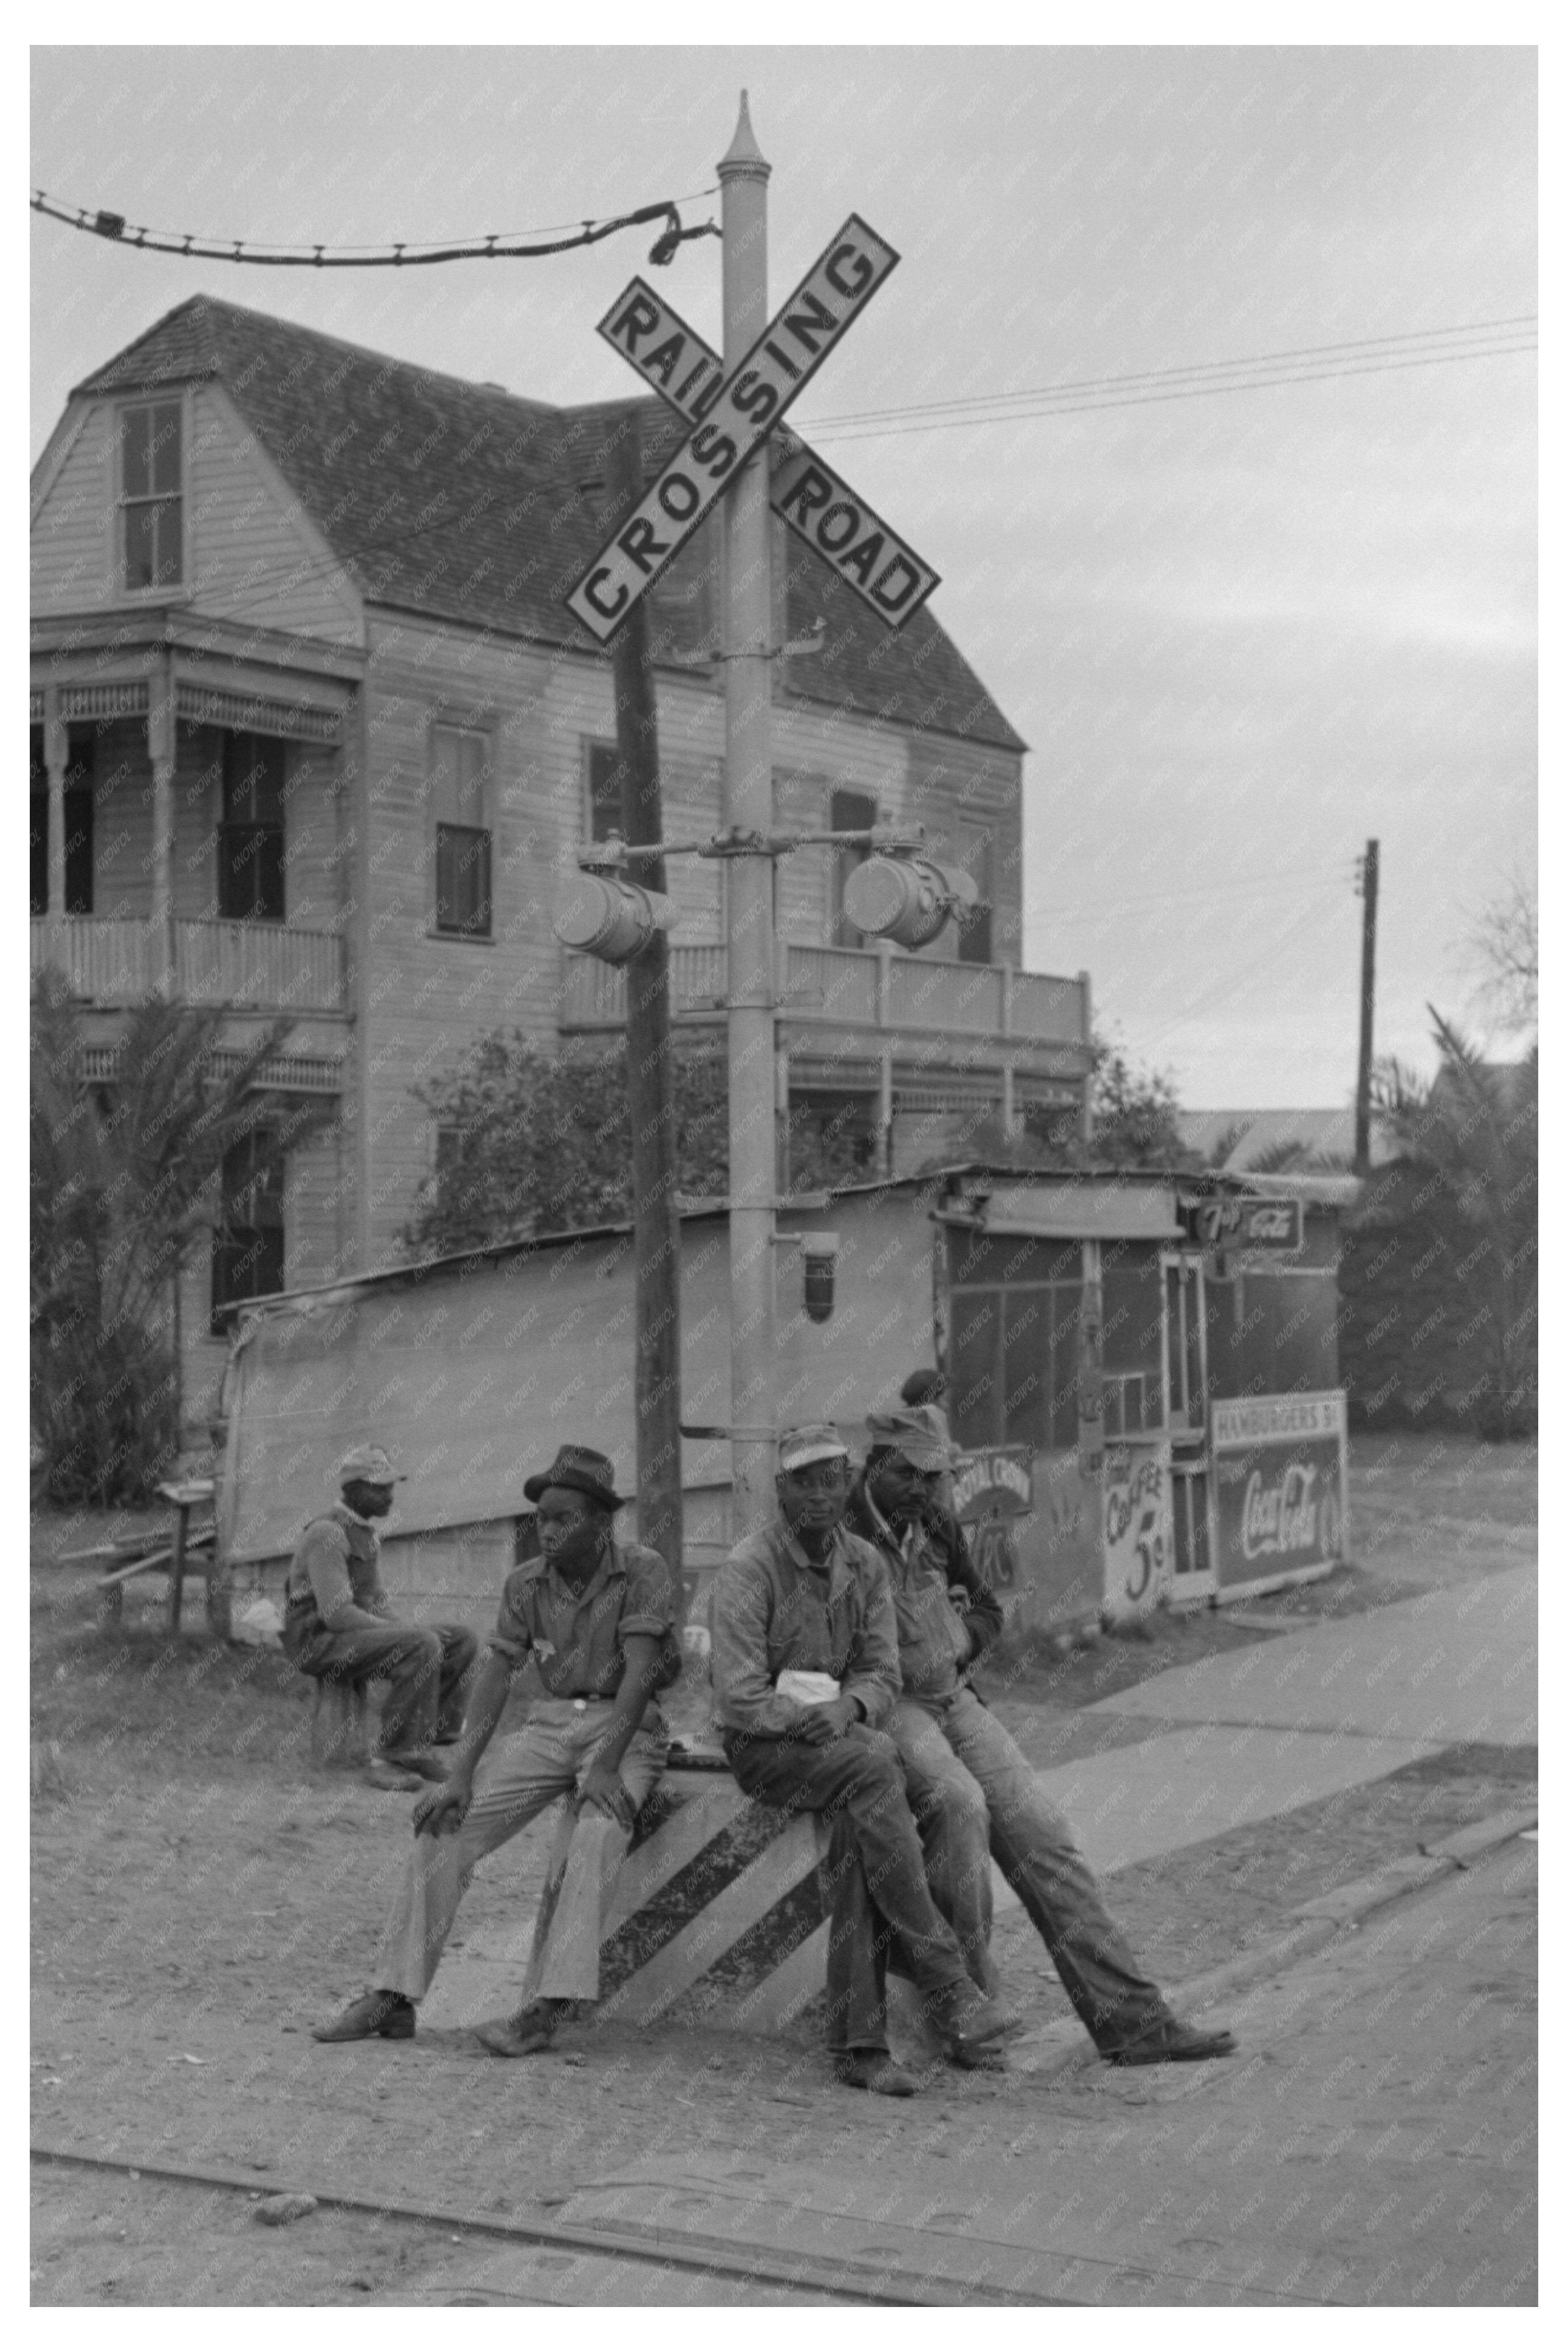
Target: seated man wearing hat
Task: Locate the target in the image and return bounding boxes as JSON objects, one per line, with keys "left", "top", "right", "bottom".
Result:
{"left": 710, "top": 1422, "right": 1022, "bottom": 2097}
{"left": 284, "top": 1445, "right": 478, "bottom": 1790}
{"left": 850, "top": 1406, "right": 1236, "bottom": 2069}
{"left": 312, "top": 1443, "right": 681, "bottom": 2054}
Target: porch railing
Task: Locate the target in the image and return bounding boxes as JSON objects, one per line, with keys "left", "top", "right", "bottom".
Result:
{"left": 30, "top": 916, "right": 348, "bottom": 1014}
{"left": 559, "top": 940, "right": 1090, "bottom": 1050}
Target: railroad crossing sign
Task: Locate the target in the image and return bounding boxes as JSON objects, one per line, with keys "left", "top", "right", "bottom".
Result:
{"left": 596, "top": 276, "right": 940, "bottom": 630}
{"left": 566, "top": 213, "right": 937, "bottom": 642}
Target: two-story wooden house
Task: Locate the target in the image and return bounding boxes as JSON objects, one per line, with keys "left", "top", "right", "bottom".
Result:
{"left": 30, "top": 294, "right": 1093, "bottom": 1432}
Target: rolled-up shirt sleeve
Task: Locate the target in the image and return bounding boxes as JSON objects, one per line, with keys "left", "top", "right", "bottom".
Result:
{"left": 619, "top": 1548, "right": 678, "bottom": 1642}
{"left": 710, "top": 1557, "right": 803, "bottom": 1736}
{"left": 842, "top": 1553, "right": 902, "bottom": 1728}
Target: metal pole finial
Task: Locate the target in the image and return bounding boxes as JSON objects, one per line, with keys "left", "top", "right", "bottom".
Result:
{"left": 718, "top": 91, "right": 771, "bottom": 181}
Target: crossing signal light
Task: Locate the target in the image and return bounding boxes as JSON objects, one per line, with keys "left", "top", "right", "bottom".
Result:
{"left": 552, "top": 871, "right": 676, "bottom": 965}
{"left": 800, "top": 1231, "right": 839, "bottom": 1324}
{"left": 841, "top": 853, "right": 980, "bottom": 951}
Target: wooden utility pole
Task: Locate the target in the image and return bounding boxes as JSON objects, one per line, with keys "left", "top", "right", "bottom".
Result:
{"left": 1353, "top": 837, "right": 1380, "bottom": 1175}
{"left": 608, "top": 409, "right": 683, "bottom": 1577}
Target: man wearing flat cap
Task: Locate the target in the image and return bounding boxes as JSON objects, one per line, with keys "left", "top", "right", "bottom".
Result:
{"left": 314, "top": 1443, "right": 681, "bottom": 2054}
{"left": 283, "top": 1444, "right": 477, "bottom": 1790}
{"left": 851, "top": 1407, "right": 1236, "bottom": 2069}
{"left": 710, "top": 1422, "right": 1022, "bottom": 2097}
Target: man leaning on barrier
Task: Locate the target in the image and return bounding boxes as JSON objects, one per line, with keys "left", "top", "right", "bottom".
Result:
{"left": 710, "top": 1422, "right": 1024, "bottom": 2099}
{"left": 312, "top": 1443, "right": 680, "bottom": 2055}
{"left": 851, "top": 1406, "right": 1236, "bottom": 2069}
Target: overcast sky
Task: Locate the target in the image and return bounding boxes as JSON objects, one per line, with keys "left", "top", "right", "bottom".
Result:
{"left": 30, "top": 44, "right": 1536, "bottom": 1109}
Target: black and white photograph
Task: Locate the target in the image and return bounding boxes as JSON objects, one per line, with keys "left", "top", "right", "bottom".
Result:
{"left": 28, "top": 27, "right": 1538, "bottom": 2312}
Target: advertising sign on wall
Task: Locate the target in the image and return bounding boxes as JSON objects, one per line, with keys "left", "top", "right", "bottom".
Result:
{"left": 1101, "top": 1436, "right": 1173, "bottom": 1620}
{"left": 952, "top": 1445, "right": 1033, "bottom": 1590}
{"left": 1209, "top": 1390, "right": 1347, "bottom": 1595}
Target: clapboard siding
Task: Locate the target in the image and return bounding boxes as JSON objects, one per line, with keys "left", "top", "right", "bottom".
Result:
{"left": 904, "top": 732, "right": 1023, "bottom": 966}
{"left": 30, "top": 387, "right": 363, "bottom": 646}
{"left": 187, "top": 386, "right": 364, "bottom": 646}
{"left": 30, "top": 402, "right": 116, "bottom": 612}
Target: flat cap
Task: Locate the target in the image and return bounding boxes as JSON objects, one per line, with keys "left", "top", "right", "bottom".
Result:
{"left": 337, "top": 1443, "right": 405, "bottom": 1485}
{"left": 865, "top": 1406, "right": 954, "bottom": 1473}
{"left": 777, "top": 1423, "right": 850, "bottom": 1473}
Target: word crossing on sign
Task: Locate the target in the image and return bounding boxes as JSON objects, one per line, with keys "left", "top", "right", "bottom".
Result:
{"left": 566, "top": 215, "right": 899, "bottom": 643}
{"left": 599, "top": 277, "right": 940, "bottom": 628}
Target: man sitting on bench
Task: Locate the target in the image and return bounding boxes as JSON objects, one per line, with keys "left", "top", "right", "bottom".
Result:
{"left": 284, "top": 1444, "right": 477, "bottom": 1792}
{"left": 312, "top": 1443, "right": 680, "bottom": 2056}
{"left": 851, "top": 1406, "right": 1236, "bottom": 2069}
{"left": 711, "top": 1422, "right": 1023, "bottom": 2098}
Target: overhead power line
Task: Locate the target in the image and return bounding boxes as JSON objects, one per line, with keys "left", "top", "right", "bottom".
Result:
{"left": 29, "top": 186, "right": 721, "bottom": 268}
{"left": 806, "top": 317, "right": 1536, "bottom": 443}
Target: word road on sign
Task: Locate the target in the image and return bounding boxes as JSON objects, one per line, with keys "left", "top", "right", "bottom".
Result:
{"left": 600, "top": 276, "right": 940, "bottom": 628}
{"left": 566, "top": 215, "right": 904, "bottom": 643}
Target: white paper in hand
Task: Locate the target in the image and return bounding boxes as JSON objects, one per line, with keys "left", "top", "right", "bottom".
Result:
{"left": 776, "top": 1669, "right": 841, "bottom": 1707}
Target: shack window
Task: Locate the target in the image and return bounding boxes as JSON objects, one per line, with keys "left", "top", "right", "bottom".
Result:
{"left": 951, "top": 1258, "right": 1082, "bottom": 1455}
{"left": 432, "top": 724, "right": 492, "bottom": 938}
{"left": 1101, "top": 1246, "right": 1167, "bottom": 1436}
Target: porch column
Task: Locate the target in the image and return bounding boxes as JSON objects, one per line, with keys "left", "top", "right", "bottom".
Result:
{"left": 1001, "top": 1062, "right": 1016, "bottom": 1137}
{"left": 876, "top": 1047, "right": 893, "bottom": 1180}
{"left": 148, "top": 657, "right": 176, "bottom": 993}
{"left": 43, "top": 686, "right": 67, "bottom": 921}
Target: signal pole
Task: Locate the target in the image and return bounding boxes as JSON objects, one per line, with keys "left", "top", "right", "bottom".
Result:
{"left": 718, "top": 94, "right": 778, "bottom": 1537}
{"left": 1353, "top": 837, "right": 1379, "bottom": 1175}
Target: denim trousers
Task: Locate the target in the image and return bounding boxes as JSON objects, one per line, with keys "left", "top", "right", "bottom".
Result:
{"left": 723, "top": 1719, "right": 975, "bottom": 2055}
{"left": 889, "top": 1686, "right": 1171, "bottom": 2052}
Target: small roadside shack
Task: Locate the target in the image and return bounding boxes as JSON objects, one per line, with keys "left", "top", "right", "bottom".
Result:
{"left": 215, "top": 1161, "right": 1351, "bottom": 1642}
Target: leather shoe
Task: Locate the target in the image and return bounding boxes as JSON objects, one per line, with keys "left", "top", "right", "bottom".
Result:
{"left": 1104, "top": 2019, "right": 1236, "bottom": 2066}
{"left": 937, "top": 1989, "right": 1025, "bottom": 2057}
{"left": 475, "top": 2003, "right": 561, "bottom": 2058}
{"left": 311, "top": 1989, "right": 414, "bottom": 2043}
{"left": 362, "top": 1758, "right": 422, "bottom": 1792}
{"left": 380, "top": 1749, "right": 449, "bottom": 1784}
{"left": 833, "top": 2052, "right": 920, "bottom": 2097}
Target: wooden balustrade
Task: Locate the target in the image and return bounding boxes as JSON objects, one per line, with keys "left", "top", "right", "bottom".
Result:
{"left": 30, "top": 917, "right": 346, "bottom": 1014}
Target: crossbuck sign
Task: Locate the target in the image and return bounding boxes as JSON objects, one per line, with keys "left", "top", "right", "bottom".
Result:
{"left": 566, "top": 215, "right": 938, "bottom": 642}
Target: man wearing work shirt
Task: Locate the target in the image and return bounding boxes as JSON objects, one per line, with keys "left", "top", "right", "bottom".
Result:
{"left": 283, "top": 1443, "right": 477, "bottom": 1790}
{"left": 312, "top": 1443, "right": 680, "bottom": 2055}
{"left": 853, "top": 1408, "right": 1236, "bottom": 2069}
{"left": 710, "top": 1423, "right": 1022, "bottom": 2097}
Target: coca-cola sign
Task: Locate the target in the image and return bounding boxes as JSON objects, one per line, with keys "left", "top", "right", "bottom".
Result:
{"left": 1181, "top": 1195, "right": 1304, "bottom": 1253}
{"left": 1211, "top": 1388, "right": 1347, "bottom": 1592}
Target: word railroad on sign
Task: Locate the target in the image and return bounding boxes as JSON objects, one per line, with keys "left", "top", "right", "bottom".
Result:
{"left": 566, "top": 213, "right": 938, "bottom": 642}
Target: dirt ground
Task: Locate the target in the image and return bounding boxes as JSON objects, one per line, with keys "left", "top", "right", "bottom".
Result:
{"left": 31, "top": 1431, "right": 1536, "bottom": 2305}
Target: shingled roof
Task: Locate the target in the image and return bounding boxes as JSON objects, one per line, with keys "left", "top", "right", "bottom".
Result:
{"left": 73, "top": 295, "right": 1025, "bottom": 754}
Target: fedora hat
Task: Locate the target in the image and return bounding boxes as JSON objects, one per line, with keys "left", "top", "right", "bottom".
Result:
{"left": 522, "top": 1443, "right": 625, "bottom": 1513}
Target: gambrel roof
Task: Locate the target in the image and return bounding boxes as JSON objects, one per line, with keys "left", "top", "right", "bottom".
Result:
{"left": 72, "top": 294, "right": 1025, "bottom": 753}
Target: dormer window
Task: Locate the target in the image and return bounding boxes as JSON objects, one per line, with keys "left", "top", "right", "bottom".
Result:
{"left": 120, "top": 399, "right": 183, "bottom": 590}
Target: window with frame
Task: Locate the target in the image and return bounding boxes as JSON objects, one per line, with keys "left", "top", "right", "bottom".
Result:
{"left": 830, "top": 788, "right": 879, "bottom": 945}
{"left": 121, "top": 399, "right": 183, "bottom": 591}
{"left": 211, "top": 1129, "right": 286, "bottom": 1332}
{"left": 219, "top": 732, "right": 286, "bottom": 921}
{"left": 587, "top": 741, "right": 629, "bottom": 841}
{"left": 432, "top": 724, "right": 492, "bottom": 937}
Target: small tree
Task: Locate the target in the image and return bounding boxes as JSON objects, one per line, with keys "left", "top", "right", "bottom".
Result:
{"left": 1014, "top": 1030, "right": 1198, "bottom": 1170}
{"left": 1358, "top": 1009, "right": 1538, "bottom": 1437}
{"left": 401, "top": 1034, "right": 731, "bottom": 1259}
{"left": 30, "top": 976, "right": 328, "bottom": 1504}
{"left": 1468, "top": 873, "right": 1538, "bottom": 1038}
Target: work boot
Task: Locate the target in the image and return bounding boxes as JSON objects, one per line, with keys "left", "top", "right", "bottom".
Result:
{"left": 362, "top": 1758, "right": 423, "bottom": 1793}
{"left": 931, "top": 1985, "right": 1024, "bottom": 2060}
{"left": 832, "top": 2051, "right": 920, "bottom": 2097}
{"left": 311, "top": 1989, "right": 414, "bottom": 2043}
{"left": 1104, "top": 2018, "right": 1236, "bottom": 2066}
{"left": 475, "top": 2000, "right": 566, "bottom": 2058}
